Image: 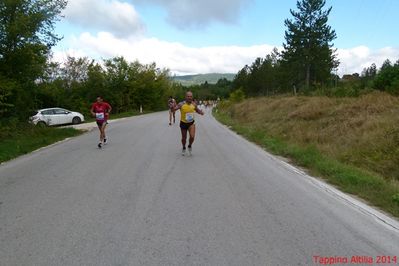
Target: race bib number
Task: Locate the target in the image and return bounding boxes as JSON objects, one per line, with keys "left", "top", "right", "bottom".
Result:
{"left": 96, "top": 113, "right": 105, "bottom": 120}
{"left": 185, "top": 112, "right": 194, "bottom": 122}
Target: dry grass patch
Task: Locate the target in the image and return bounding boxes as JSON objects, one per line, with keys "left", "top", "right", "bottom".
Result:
{"left": 215, "top": 93, "right": 399, "bottom": 217}
{"left": 227, "top": 91, "right": 399, "bottom": 181}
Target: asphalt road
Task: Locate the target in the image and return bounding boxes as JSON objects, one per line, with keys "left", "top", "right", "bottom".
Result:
{"left": 1, "top": 109, "right": 398, "bottom": 265}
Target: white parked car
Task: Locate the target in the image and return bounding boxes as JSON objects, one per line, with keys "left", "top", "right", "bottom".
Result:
{"left": 30, "top": 108, "right": 85, "bottom": 126}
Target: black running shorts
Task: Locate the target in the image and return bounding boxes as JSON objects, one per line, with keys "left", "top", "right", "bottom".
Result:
{"left": 180, "top": 121, "right": 194, "bottom": 130}
{"left": 96, "top": 120, "right": 108, "bottom": 127}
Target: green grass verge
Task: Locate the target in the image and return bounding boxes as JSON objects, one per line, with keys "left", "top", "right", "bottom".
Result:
{"left": 214, "top": 110, "right": 399, "bottom": 218}
{"left": 0, "top": 126, "right": 83, "bottom": 163}
{"left": 0, "top": 109, "right": 149, "bottom": 163}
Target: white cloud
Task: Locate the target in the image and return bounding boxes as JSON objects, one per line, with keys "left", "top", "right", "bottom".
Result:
{"left": 51, "top": 48, "right": 87, "bottom": 63}
{"left": 57, "top": 32, "right": 275, "bottom": 74}
{"left": 63, "top": 0, "right": 144, "bottom": 37}
{"left": 132, "top": 0, "right": 252, "bottom": 29}
{"left": 54, "top": 33, "right": 399, "bottom": 76}
{"left": 337, "top": 46, "right": 399, "bottom": 76}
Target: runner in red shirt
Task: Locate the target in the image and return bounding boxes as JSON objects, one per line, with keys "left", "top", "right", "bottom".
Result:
{"left": 90, "top": 96, "right": 112, "bottom": 148}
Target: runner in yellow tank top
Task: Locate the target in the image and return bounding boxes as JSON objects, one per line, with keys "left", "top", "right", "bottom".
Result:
{"left": 180, "top": 102, "right": 196, "bottom": 123}
{"left": 174, "top": 91, "right": 204, "bottom": 156}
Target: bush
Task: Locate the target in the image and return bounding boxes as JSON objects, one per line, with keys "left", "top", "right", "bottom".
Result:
{"left": 386, "top": 79, "right": 399, "bottom": 95}
{"left": 373, "top": 62, "right": 399, "bottom": 93}
{"left": 307, "top": 85, "right": 361, "bottom": 97}
{"left": 229, "top": 88, "right": 245, "bottom": 102}
{"left": 332, "top": 86, "right": 360, "bottom": 97}
{"left": 0, "top": 117, "right": 25, "bottom": 138}
{"left": 393, "top": 193, "right": 399, "bottom": 205}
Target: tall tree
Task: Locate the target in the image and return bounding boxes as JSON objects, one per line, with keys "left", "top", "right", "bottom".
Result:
{"left": 373, "top": 59, "right": 399, "bottom": 94}
{"left": 282, "top": 0, "right": 338, "bottom": 90}
{"left": 62, "top": 56, "right": 93, "bottom": 89}
{"left": 232, "top": 65, "right": 249, "bottom": 93}
{"left": 0, "top": 0, "right": 67, "bottom": 81}
{"left": 0, "top": 0, "right": 67, "bottom": 117}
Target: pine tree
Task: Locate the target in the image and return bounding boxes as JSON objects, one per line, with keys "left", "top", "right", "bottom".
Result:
{"left": 282, "top": 0, "right": 338, "bottom": 90}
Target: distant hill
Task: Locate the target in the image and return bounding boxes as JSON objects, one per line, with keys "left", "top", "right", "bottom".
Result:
{"left": 171, "top": 73, "right": 235, "bottom": 86}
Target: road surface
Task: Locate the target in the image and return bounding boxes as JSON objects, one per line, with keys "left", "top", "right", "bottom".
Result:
{"left": 0, "top": 109, "right": 398, "bottom": 265}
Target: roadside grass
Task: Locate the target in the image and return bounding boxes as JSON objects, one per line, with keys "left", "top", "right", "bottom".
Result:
{"left": 111, "top": 110, "right": 144, "bottom": 119}
{"left": 0, "top": 109, "right": 149, "bottom": 164}
{"left": 0, "top": 125, "right": 82, "bottom": 163}
{"left": 214, "top": 92, "right": 399, "bottom": 218}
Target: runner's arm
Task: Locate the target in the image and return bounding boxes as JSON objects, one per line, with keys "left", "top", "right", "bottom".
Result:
{"left": 90, "top": 104, "right": 95, "bottom": 117}
{"left": 106, "top": 103, "right": 112, "bottom": 114}
{"left": 195, "top": 104, "right": 204, "bottom": 115}
{"left": 171, "top": 100, "right": 177, "bottom": 109}
{"left": 173, "top": 102, "right": 183, "bottom": 112}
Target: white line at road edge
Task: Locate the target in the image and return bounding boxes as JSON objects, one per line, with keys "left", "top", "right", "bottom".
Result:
{"left": 0, "top": 137, "right": 74, "bottom": 167}
{"left": 0, "top": 122, "right": 99, "bottom": 166}
{"left": 0, "top": 115, "right": 150, "bottom": 167}
{"left": 213, "top": 112, "right": 399, "bottom": 233}
{"left": 278, "top": 159, "right": 399, "bottom": 233}
{"left": 4, "top": 111, "right": 399, "bottom": 232}
{"left": 0, "top": 116, "right": 141, "bottom": 167}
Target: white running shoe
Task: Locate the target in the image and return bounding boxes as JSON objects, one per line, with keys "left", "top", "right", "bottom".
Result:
{"left": 188, "top": 146, "right": 192, "bottom": 156}
{"left": 182, "top": 148, "right": 186, "bottom": 156}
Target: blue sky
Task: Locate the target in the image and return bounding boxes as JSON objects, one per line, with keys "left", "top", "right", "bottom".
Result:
{"left": 54, "top": 0, "right": 399, "bottom": 75}
{"left": 135, "top": 0, "right": 398, "bottom": 48}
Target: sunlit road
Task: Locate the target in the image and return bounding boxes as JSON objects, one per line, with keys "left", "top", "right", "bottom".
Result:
{"left": 1, "top": 109, "right": 398, "bottom": 265}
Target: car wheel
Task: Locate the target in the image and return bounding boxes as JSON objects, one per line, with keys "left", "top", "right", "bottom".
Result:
{"left": 37, "top": 121, "right": 47, "bottom": 127}
{"left": 72, "top": 117, "right": 81, "bottom": 124}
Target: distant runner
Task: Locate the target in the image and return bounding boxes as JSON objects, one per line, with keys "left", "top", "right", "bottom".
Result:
{"left": 90, "top": 96, "right": 112, "bottom": 148}
{"left": 174, "top": 91, "right": 204, "bottom": 156}
{"left": 168, "top": 96, "right": 176, "bottom": 125}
